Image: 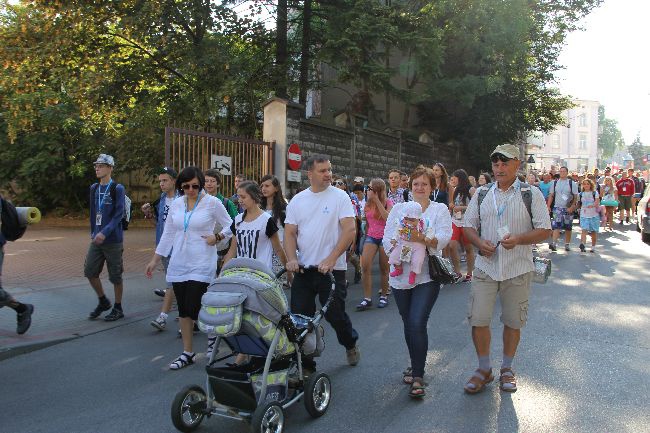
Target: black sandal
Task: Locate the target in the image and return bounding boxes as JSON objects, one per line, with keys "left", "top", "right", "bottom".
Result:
{"left": 409, "top": 379, "right": 426, "bottom": 398}
{"left": 402, "top": 367, "right": 414, "bottom": 384}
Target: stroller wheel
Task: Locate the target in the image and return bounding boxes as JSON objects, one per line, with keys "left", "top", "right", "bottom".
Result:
{"left": 251, "top": 401, "right": 284, "bottom": 433}
{"left": 304, "top": 372, "right": 332, "bottom": 418}
{"left": 171, "top": 385, "right": 207, "bottom": 432}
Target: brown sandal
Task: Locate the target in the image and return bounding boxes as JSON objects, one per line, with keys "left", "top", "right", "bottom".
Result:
{"left": 499, "top": 368, "right": 517, "bottom": 392}
{"left": 464, "top": 368, "right": 494, "bottom": 394}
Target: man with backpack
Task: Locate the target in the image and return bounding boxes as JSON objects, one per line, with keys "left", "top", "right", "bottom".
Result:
{"left": 0, "top": 195, "right": 34, "bottom": 334}
{"left": 547, "top": 166, "right": 578, "bottom": 251}
{"left": 85, "top": 154, "right": 126, "bottom": 321}
{"left": 462, "top": 144, "right": 551, "bottom": 394}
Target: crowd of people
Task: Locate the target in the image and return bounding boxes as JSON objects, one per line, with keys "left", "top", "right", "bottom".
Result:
{"left": 2, "top": 147, "right": 646, "bottom": 401}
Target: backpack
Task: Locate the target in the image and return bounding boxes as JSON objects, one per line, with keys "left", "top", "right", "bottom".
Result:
{"left": 0, "top": 197, "right": 27, "bottom": 241}
{"left": 476, "top": 182, "right": 534, "bottom": 236}
{"left": 91, "top": 182, "right": 132, "bottom": 230}
{"left": 549, "top": 178, "right": 574, "bottom": 209}
{"left": 578, "top": 191, "right": 596, "bottom": 208}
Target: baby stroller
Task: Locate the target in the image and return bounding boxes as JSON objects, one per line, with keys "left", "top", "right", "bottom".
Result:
{"left": 171, "top": 257, "right": 334, "bottom": 433}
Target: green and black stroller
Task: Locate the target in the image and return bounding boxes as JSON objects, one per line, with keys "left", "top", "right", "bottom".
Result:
{"left": 171, "top": 257, "right": 334, "bottom": 433}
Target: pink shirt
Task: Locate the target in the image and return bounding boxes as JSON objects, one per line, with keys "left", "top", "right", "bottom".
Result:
{"left": 365, "top": 199, "right": 393, "bottom": 239}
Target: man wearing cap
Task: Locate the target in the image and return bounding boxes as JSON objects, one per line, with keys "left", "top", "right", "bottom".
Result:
{"left": 142, "top": 167, "right": 179, "bottom": 330}
{"left": 461, "top": 144, "right": 551, "bottom": 394}
{"left": 85, "top": 154, "right": 126, "bottom": 321}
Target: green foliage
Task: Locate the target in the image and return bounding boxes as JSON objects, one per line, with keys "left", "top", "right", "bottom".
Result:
{"left": 597, "top": 105, "right": 625, "bottom": 160}
{"left": 0, "top": 0, "right": 276, "bottom": 210}
{"left": 628, "top": 134, "right": 648, "bottom": 169}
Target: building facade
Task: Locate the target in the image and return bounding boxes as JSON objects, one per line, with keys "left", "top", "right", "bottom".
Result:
{"left": 526, "top": 99, "right": 600, "bottom": 173}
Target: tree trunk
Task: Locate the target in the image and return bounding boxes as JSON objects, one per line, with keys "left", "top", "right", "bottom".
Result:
{"left": 298, "top": 0, "right": 313, "bottom": 110}
{"left": 276, "top": 0, "right": 288, "bottom": 98}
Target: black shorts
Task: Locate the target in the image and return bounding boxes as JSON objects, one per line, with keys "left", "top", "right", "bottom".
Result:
{"left": 172, "top": 280, "right": 209, "bottom": 320}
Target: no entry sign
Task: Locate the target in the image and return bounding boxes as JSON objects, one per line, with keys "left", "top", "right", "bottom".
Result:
{"left": 287, "top": 143, "right": 302, "bottom": 171}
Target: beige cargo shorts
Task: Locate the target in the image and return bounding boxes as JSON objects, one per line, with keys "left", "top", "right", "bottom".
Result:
{"left": 467, "top": 268, "right": 532, "bottom": 329}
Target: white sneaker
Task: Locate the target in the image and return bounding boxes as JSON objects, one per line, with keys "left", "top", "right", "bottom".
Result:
{"left": 150, "top": 314, "right": 167, "bottom": 331}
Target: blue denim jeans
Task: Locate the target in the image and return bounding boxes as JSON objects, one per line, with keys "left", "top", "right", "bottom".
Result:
{"left": 393, "top": 281, "right": 440, "bottom": 378}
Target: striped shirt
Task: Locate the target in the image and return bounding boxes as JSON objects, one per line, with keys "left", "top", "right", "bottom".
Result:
{"left": 464, "top": 180, "right": 551, "bottom": 281}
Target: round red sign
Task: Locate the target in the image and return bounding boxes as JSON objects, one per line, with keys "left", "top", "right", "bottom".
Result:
{"left": 287, "top": 143, "right": 302, "bottom": 171}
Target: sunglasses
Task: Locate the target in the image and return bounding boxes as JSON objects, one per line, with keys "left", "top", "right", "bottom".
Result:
{"left": 332, "top": 181, "right": 344, "bottom": 186}
{"left": 367, "top": 186, "right": 373, "bottom": 191}
{"left": 181, "top": 183, "right": 200, "bottom": 190}
{"left": 490, "top": 154, "right": 512, "bottom": 163}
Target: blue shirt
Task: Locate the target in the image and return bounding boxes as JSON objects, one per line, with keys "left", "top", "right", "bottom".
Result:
{"left": 538, "top": 181, "right": 552, "bottom": 199}
{"left": 155, "top": 192, "right": 180, "bottom": 245}
{"left": 89, "top": 181, "right": 124, "bottom": 244}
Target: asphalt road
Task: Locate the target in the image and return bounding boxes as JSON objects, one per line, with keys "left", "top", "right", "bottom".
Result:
{"left": 1, "top": 224, "right": 649, "bottom": 433}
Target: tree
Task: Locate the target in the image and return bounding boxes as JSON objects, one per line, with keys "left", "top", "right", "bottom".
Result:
{"left": 628, "top": 134, "right": 648, "bottom": 170}
{"left": 597, "top": 105, "right": 625, "bottom": 160}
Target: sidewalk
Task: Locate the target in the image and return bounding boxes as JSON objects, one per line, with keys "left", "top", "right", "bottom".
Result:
{"left": 0, "top": 226, "right": 168, "bottom": 360}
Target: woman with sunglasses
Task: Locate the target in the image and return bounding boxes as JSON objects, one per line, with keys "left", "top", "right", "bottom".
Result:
{"left": 145, "top": 166, "right": 233, "bottom": 370}
{"left": 356, "top": 178, "right": 393, "bottom": 310}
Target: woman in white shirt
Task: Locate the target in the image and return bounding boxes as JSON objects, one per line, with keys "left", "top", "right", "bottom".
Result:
{"left": 145, "top": 166, "right": 232, "bottom": 370}
{"left": 383, "top": 165, "right": 452, "bottom": 398}
{"left": 223, "top": 181, "right": 287, "bottom": 270}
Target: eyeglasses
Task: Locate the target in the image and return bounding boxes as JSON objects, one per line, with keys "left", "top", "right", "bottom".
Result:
{"left": 181, "top": 183, "right": 200, "bottom": 190}
{"left": 490, "top": 154, "right": 512, "bottom": 163}
{"left": 332, "top": 181, "right": 344, "bottom": 186}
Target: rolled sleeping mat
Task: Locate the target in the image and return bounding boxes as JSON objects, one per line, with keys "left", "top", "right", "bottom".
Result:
{"left": 16, "top": 207, "right": 41, "bottom": 225}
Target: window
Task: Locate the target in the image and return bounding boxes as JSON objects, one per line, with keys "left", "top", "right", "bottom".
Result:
{"left": 551, "top": 134, "right": 560, "bottom": 149}
{"left": 579, "top": 134, "right": 587, "bottom": 150}
{"left": 578, "top": 113, "right": 587, "bottom": 127}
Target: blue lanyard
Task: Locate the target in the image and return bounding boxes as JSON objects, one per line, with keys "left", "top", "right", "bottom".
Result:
{"left": 492, "top": 183, "right": 517, "bottom": 219}
{"left": 97, "top": 180, "right": 113, "bottom": 213}
{"left": 183, "top": 192, "right": 203, "bottom": 233}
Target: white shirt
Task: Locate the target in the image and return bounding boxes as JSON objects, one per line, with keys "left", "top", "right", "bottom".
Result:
{"left": 232, "top": 211, "right": 278, "bottom": 270}
{"left": 156, "top": 193, "right": 233, "bottom": 283}
{"left": 383, "top": 200, "right": 452, "bottom": 289}
{"left": 464, "top": 180, "right": 551, "bottom": 281}
{"left": 285, "top": 186, "right": 355, "bottom": 270}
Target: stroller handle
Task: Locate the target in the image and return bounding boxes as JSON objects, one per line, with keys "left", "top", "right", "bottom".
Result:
{"left": 275, "top": 266, "right": 336, "bottom": 286}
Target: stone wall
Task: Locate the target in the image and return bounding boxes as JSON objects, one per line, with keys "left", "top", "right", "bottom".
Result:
{"left": 263, "top": 97, "right": 473, "bottom": 193}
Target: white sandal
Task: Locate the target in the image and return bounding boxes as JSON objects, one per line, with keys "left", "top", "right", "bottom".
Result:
{"left": 169, "top": 352, "right": 195, "bottom": 370}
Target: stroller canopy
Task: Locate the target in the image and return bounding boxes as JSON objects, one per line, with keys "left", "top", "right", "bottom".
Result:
{"left": 209, "top": 257, "right": 289, "bottom": 324}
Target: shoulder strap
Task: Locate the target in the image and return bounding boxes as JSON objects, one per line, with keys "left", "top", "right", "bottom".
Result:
{"left": 476, "top": 183, "right": 493, "bottom": 236}
{"left": 109, "top": 182, "right": 117, "bottom": 201}
{"left": 519, "top": 182, "right": 533, "bottom": 223}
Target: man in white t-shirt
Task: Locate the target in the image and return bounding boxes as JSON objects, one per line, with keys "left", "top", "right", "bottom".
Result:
{"left": 285, "top": 154, "right": 360, "bottom": 369}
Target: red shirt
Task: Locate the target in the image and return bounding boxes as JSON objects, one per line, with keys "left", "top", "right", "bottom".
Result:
{"left": 616, "top": 178, "right": 635, "bottom": 196}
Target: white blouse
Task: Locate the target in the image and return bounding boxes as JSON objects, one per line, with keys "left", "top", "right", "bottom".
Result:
{"left": 383, "top": 200, "right": 452, "bottom": 290}
{"left": 156, "top": 192, "right": 233, "bottom": 283}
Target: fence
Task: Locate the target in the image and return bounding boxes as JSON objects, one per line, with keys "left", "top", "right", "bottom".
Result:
{"left": 164, "top": 127, "right": 274, "bottom": 197}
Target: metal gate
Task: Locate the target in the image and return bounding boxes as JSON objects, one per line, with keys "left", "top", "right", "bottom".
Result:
{"left": 164, "top": 127, "right": 274, "bottom": 198}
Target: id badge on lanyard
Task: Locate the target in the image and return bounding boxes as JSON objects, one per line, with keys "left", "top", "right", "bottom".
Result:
{"left": 96, "top": 213, "right": 102, "bottom": 226}
{"left": 493, "top": 187, "right": 511, "bottom": 240}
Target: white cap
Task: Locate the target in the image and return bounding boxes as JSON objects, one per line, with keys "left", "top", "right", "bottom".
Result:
{"left": 403, "top": 201, "right": 422, "bottom": 219}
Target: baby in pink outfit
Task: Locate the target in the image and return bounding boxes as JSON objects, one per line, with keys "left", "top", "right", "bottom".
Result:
{"left": 388, "top": 201, "right": 427, "bottom": 285}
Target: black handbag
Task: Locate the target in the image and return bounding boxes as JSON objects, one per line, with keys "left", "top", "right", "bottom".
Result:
{"left": 427, "top": 252, "right": 457, "bottom": 284}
